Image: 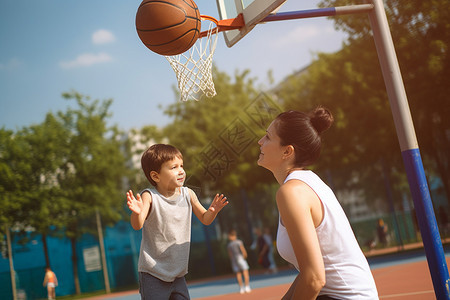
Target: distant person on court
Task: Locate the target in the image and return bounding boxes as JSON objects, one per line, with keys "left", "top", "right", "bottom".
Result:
{"left": 376, "top": 218, "right": 388, "bottom": 247}
{"left": 254, "top": 227, "right": 270, "bottom": 271}
{"left": 126, "top": 144, "right": 229, "bottom": 300}
{"left": 257, "top": 107, "right": 378, "bottom": 299}
{"left": 264, "top": 227, "right": 278, "bottom": 274}
{"left": 227, "top": 229, "right": 251, "bottom": 294}
{"left": 43, "top": 267, "right": 58, "bottom": 300}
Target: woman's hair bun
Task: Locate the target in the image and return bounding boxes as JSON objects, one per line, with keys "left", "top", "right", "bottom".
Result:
{"left": 309, "top": 106, "right": 334, "bottom": 134}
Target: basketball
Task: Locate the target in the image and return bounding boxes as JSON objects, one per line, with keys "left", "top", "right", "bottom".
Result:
{"left": 136, "top": 0, "right": 201, "bottom": 56}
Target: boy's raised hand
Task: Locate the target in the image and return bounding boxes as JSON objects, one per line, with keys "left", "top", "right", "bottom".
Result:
{"left": 208, "top": 194, "right": 229, "bottom": 213}
{"left": 127, "top": 190, "right": 143, "bottom": 214}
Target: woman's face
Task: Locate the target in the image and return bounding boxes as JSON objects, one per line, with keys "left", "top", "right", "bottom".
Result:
{"left": 257, "top": 120, "right": 285, "bottom": 171}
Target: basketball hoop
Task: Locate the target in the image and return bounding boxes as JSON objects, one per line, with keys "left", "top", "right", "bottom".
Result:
{"left": 165, "top": 14, "right": 244, "bottom": 101}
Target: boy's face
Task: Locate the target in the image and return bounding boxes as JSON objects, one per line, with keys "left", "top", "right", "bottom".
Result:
{"left": 151, "top": 156, "right": 185, "bottom": 190}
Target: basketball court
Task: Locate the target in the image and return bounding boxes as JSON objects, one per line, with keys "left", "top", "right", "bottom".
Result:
{"left": 192, "top": 246, "right": 450, "bottom": 299}
{"left": 85, "top": 244, "right": 450, "bottom": 299}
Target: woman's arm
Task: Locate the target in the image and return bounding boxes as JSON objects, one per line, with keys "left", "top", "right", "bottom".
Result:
{"left": 276, "top": 180, "right": 325, "bottom": 300}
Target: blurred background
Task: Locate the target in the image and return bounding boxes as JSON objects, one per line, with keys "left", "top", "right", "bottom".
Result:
{"left": 1, "top": 0, "right": 449, "bottom": 299}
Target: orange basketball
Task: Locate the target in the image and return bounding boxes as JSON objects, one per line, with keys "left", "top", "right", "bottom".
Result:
{"left": 136, "top": 0, "right": 201, "bottom": 56}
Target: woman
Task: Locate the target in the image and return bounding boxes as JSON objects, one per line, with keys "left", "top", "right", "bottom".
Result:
{"left": 257, "top": 107, "right": 378, "bottom": 299}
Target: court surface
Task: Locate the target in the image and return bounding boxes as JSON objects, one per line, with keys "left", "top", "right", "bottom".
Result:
{"left": 86, "top": 244, "right": 450, "bottom": 300}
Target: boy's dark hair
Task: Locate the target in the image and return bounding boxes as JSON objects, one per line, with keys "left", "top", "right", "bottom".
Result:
{"left": 228, "top": 229, "right": 237, "bottom": 236}
{"left": 141, "top": 144, "right": 183, "bottom": 186}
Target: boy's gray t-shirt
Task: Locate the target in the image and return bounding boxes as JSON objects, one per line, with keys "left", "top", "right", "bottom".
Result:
{"left": 227, "top": 239, "right": 244, "bottom": 262}
{"left": 138, "top": 187, "right": 192, "bottom": 282}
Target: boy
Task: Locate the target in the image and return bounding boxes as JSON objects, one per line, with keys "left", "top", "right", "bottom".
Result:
{"left": 126, "top": 144, "right": 228, "bottom": 299}
{"left": 227, "top": 230, "right": 251, "bottom": 294}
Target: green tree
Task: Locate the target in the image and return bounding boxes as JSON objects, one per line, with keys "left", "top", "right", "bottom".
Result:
{"left": 1, "top": 121, "right": 69, "bottom": 295}
{"left": 0, "top": 129, "right": 31, "bottom": 233}
{"left": 273, "top": 0, "right": 450, "bottom": 212}
{"left": 318, "top": 0, "right": 450, "bottom": 202}
{"left": 1, "top": 92, "right": 128, "bottom": 295}
{"left": 16, "top": 113, "right": 70, "bottom": 267}
{"left": 55, "top": 91, "right": 127, "bottom": 294}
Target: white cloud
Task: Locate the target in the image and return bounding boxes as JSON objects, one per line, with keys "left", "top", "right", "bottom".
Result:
{"left": 0, "top": 58, "right": 23, "bottom": 70}
{"left": 272, "top": 24, "right": 334, "bottom": 49}
{"left": 92, "top": 29, "right": 116, "bottom": 45}
{"left": 59, "top": 52, "right": 113, "bottom": 69}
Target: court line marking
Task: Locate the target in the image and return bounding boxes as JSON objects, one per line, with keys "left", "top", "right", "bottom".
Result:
{"left": 380, "top": 290, "right": 435, "bottom": 298}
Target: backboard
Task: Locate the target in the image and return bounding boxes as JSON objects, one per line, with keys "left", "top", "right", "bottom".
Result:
{"left": 216, "top": 0, "right": 287, "bottom": 47}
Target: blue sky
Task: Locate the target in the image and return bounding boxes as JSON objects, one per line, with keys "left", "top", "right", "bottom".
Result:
{"left": 0, "top": 0, "right": 347, "bottom": 132}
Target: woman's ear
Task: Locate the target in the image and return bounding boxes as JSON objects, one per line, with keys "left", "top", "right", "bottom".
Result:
{"left": 283, "top": 145, "right": 295, "bottom": 160}
{"left": 150, "top": 171, "right": 160, "bottom": 183}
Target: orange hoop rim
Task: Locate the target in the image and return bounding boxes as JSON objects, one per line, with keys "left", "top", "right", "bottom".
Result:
{"left": 199, "top": 14, "right": 244, "bottom": 38}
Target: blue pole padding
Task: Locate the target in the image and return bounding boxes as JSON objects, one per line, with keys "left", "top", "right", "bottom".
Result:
{"left": 402, "top": 148, "right": 450, "bottom": 299}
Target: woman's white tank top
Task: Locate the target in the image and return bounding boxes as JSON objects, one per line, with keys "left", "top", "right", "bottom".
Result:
{"left": 276, "top": 170, "right": 378, "bottom": 299}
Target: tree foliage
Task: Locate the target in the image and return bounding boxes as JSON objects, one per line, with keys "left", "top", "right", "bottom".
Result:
{"left": 0, "top": 129, "right": 31, "bottom": 232}
{"left": 55, "top": 91, "right": 127, "bottom": 294}
{"left": 55, "top": 91, "right": 127, "bottom": 235}
{"left": 16, "top": 114, "right": 71, "bottom": 234}
{"left": 274, "top": 0, "right": 450, "bottom": 205}
{"left": 0, "top": 91, "right": 128, "bottom": 293}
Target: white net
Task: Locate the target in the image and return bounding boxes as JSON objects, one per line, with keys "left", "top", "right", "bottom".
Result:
{"left": 165, "top": 22, "right": 219, "bottom": 101}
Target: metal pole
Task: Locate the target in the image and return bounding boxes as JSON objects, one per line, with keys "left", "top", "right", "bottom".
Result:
{"left": 368, "top": 0, "right": 450, "bottom": 298}
{"left": 6, "top": 226, "right": 17, "bottom": 300}
{"left": 96, "top": 209, "right": 111, "bottom": 293}
{"left": 262, "top": 4, "right": 373, "bottom": 23}
{"left": 241, "top": 189, "right": 254, "bottom": 243}
{"left": 202, "top": 224, "right": 217, "bottom": 275}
